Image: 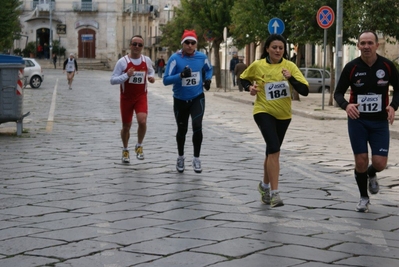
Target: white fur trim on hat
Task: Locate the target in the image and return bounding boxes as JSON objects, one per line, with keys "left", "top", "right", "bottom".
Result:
{"left": 181, "top": 36, "right": 197, "bottom": 44}
{"left": 181, "top": 30, "right": 198, "bottom": 44}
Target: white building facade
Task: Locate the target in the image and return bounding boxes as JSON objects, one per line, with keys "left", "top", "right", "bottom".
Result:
{"left": 16, "top": 1, "right": 398, "bottom": 70}
{"left": 16, "top": 0, "right": 180, "bottom": 67}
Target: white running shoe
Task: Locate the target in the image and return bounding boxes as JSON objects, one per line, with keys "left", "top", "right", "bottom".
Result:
{"left": 356, "top": 197, "right": 370, "bottom": 212}
{"left": 192, "top": 158, "right": 202, "bottom": 173}
{"left": 176, "top": 157, "right": 185, "bottom": 173}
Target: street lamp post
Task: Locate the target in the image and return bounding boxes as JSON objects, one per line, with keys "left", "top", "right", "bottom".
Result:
{"left": 49, "top": 0, "right": 52, "bottom": 59}
{"left": 163, "top": 5, "right": 172, "bottom": 58}
{"left": 334, "top": 0, "right": 343, "bottom": 107}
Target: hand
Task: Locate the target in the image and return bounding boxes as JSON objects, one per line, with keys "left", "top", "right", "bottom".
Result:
{"left": 249, "top": 84, "right": 259, "bottom": 96}
{"left": 126, "top": 67, "right": 134, "bottom": 77}
{"left": 148, "top": 77, "right": 155, "bottom": 83}
{"left": 387, "top": 105, "right": 395, "bottom": 125}
{"left": 204, "top": 79, "right": 211, "bottom": 91}
{"left": 180, "top": 66, "right": 191, "bottom": 78}
{"left": 282, "top": 68, "right": 291, "bottom": 79}
{"left": 346, "top": 103, "right": 360, "bottom": 119}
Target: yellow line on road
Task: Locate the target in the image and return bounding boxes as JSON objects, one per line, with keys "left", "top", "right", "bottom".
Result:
{"left": 46, "top": 78, "right": 58, "bottom": 133}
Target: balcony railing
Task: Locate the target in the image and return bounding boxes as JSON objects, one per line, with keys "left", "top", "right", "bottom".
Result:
{"left": 123, "top": 4, "right": 153, "bottom": 14}
{"left": 73, "top": 2, "right": 98, "bottom": 12}
{"left": 31, "top": 0, "right": 56, "bottom": 11}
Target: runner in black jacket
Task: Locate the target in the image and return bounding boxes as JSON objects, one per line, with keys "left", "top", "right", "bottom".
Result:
{"left": 334, "top": 30, "right": 399, "bottom": 213}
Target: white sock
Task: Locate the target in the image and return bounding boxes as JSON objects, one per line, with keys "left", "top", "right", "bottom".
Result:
{"left": 261, "top": 182, "right": 270, "bottom": 189}
{"left": 136, "top": 143, "right": 142, "bottom": 147}
{"left": 271, "top": 190, "right": 279, "bottom": 195}
{"left": 123, "top": 147, "right": 129, "bottom": 151}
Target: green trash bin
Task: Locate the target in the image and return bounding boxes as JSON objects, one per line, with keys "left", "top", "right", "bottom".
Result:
{"left": 0, "top": 54, "right": 30, "bottom": 135}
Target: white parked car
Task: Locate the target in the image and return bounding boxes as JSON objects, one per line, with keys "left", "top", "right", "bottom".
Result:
{"left": 23, "top": 58, "right": 44, "bottom": 88}
{"left": 299, "top": 67, "right": 331, "bottom": 93}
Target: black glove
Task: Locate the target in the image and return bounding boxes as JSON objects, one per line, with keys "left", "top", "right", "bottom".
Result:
{"left": 204, "top": 79, "right": 211, "bottom": 91}
{"left": 180, "top": 66, "right": 191, "bottom": 78}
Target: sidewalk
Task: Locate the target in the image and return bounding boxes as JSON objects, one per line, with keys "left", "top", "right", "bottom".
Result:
{"left": 212, "top": 88, "right": 399, "bottom": 140}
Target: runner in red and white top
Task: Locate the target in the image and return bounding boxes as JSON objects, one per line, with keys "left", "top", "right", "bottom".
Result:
{"left": 110, "top": 35, "right": 155, "bottom": 164}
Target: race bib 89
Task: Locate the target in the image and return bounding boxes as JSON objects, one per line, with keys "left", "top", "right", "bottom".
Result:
{"left": 129, "top": 71, "right": 145, "bottom": 84}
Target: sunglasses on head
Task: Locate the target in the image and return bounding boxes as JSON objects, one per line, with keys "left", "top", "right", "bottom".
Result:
{"left": 131, "top": 42, "right": 143, "bottom": 47}
{"left": 184, "top": 40, "right": 197, "bottom": 45}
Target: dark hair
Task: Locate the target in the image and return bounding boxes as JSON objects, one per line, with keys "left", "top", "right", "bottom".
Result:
{"left": 130, "top": 35, "right": 144, "bottom": 43}
{"left": 358, "top": 30, "right": 378, "bottom": 43}
{"left": 260, "top": 34, "right": 288, "bottom": 59}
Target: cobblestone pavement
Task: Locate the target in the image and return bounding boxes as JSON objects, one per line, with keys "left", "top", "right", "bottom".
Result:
{"left": 0, "top": 69, "right": 398, "bottom": 267}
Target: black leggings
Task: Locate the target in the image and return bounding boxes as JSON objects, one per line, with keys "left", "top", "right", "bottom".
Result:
{"left": 254, "top": 113, "right": 291, "bottom": 155}
{"left": 174, "top": 93, "right": 205, "bottom": 157}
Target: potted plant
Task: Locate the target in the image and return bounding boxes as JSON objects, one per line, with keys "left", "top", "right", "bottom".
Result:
{"left": 13, "top": 48, "right": 22, "bottom": 56}
{"left": 23, "top": 41, "right": 36, "bottom": 58}
{"left": 52, "top": 40, "right": 66, "bottom": 59}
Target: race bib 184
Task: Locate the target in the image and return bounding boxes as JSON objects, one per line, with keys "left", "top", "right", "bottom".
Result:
{"left": 265, "top": 81, "right": 290, "bottom": 101}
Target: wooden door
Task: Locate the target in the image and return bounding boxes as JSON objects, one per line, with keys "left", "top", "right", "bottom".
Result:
{"left": 78, "top": 29, "right": 96, "bottom": 58}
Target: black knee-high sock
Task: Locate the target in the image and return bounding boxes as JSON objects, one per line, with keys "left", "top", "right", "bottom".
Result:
{"left": 354, "top": 170, "right": 369, "bottom": 198}
{"left": 367, "top": 165, "right": 378, "bottom": 177}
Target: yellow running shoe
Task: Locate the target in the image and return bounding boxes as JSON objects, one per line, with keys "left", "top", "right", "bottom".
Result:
{"left": 135, "top": 145, "right": 144, "bottom": 160}
{"left": 122, "top": 150, "right": 130, "bottom": 163}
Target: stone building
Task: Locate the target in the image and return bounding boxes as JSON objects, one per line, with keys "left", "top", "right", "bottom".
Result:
{"left": 16, "top": 0, "right": 179, "bottom": 68}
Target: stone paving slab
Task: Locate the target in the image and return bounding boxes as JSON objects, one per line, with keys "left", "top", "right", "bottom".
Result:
{"left": 0, "top": 69, "right": 398, "bottom": 266}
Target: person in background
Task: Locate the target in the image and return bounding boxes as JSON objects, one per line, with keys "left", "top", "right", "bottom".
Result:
{"left": 110, "top": 35, "right": 155, "bottom": 164}
{"left": 163, "top": 29, "right": 213, "bottom": 173}
{"left": 229, "top": 53, "right": 239, "bottom": 87}
{"left": 334, "top": 30, "right": 399, "bottom": 213}
{"left": 63, "top": 53, "right": 78, "bottom": 90}
{"left": 234, "top": 57, "right": 247, "bottom": 92}
{"left": 156, "top": 55, "right": 166, "bottom": 78}
{"left": 43, "top": 43, "right": 49, "bottom": 59}
{"left": 240, "top": 34, "right": 309, "bottom": 208}
{"left": 52, "top": 53, "right": 57, "bottom": 69}
{"left": 37, "top": 44, "right": 43, "bottom": 59}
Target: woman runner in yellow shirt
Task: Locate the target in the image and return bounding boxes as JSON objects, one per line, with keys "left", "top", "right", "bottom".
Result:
{"left": 240, "top": 34, "right": 309, "bottom": 207}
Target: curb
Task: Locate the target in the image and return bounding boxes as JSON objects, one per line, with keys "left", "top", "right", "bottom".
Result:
{"left": 213, "top": 92, "right": 399, "bottom": 140}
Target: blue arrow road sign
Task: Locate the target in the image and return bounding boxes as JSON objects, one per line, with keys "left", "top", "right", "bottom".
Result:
{"left": 268, "top": 18, "right": 285, "bottom": 35}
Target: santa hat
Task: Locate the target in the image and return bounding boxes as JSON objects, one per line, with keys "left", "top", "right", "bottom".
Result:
{"left": 181, "top": 30, "right": 198, "bottom": 44}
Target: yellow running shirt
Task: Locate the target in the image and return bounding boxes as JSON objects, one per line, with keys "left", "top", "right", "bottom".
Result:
{"left": 240, "top": 58, "right": 308, "bottom": 120}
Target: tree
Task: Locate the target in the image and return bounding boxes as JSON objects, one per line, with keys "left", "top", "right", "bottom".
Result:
{"left": 281, "top": 0, "right": 399, "bottom": 104}
{"left": 160, "top": 0, "right": 236, "bottom": 88}
{"left": 230, "top": 0, "right": 289, "bottom": 59}
{"left": 0, "top": 0, "right": 22, "bottom": 52}
{"left": 344, "top": 0, "right": 399, "bottom": 42}
{"left": 280, "top": 0, "right": 337, "bottom": 102}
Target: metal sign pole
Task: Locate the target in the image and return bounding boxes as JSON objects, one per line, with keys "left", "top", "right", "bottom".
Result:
{"left": 58, "top": 36, "right": 60, "bottom": 67}
{"left": 316, "top": 6, "right": 335, "bottom": 110}
{"left": 223, "top": 27, "right": 227, "bottom": 92}
{"left": 322, "top": 29, "right": 327, "bottom": 110}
